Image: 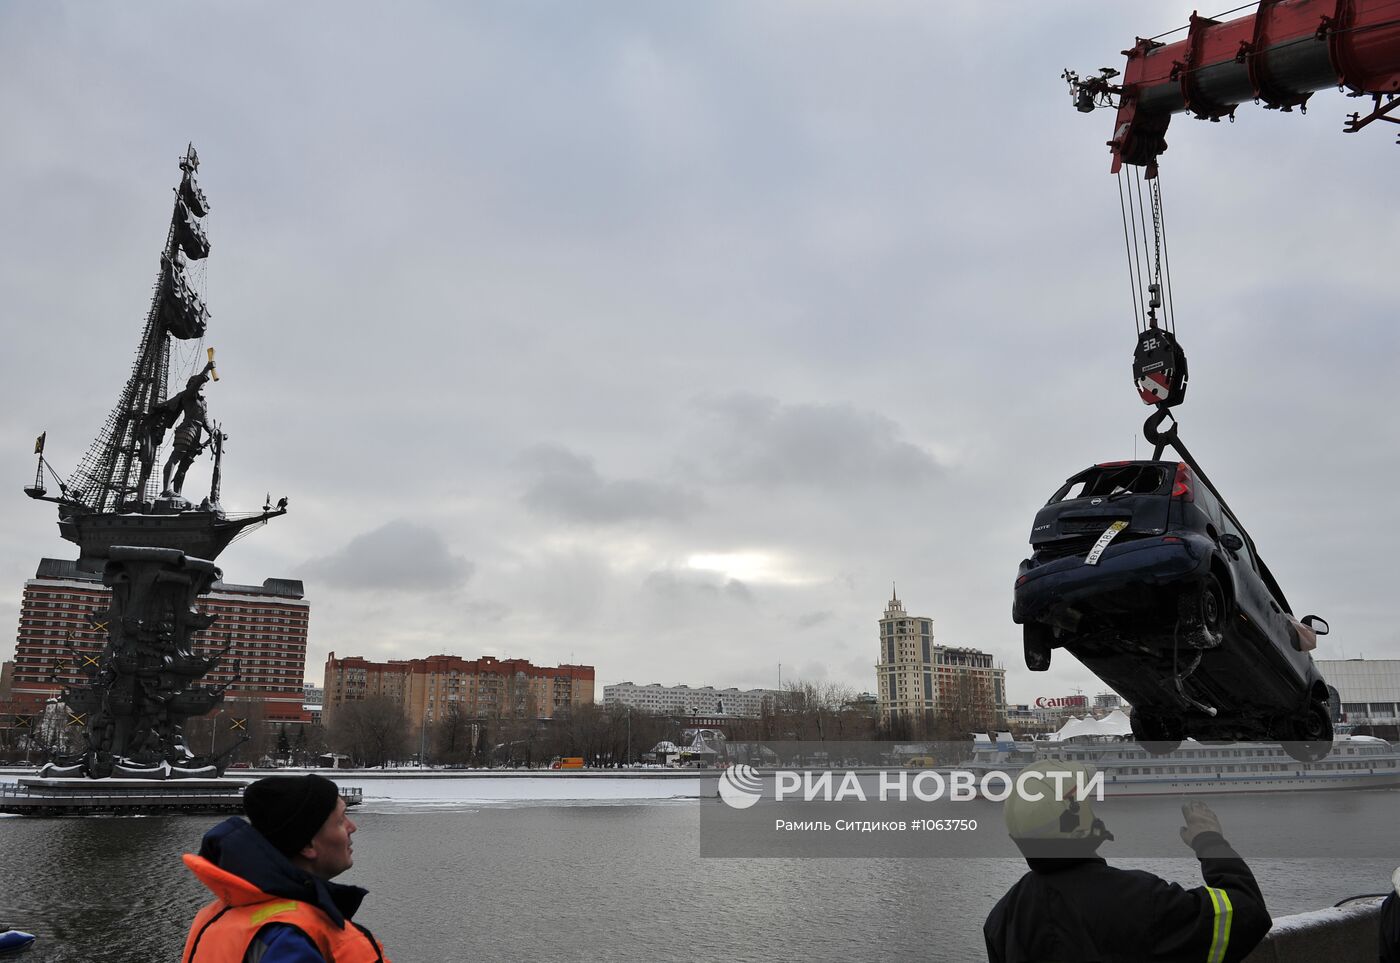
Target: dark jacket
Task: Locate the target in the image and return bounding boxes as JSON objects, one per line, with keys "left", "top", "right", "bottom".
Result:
{"left": 1381, "top": 891, "right": 1400, "bottom": 963}
{"left": 984, "top": 832, "right": 1270, "bottom": 963}
{"left": 184, "top": 817, "right": 383, "bottom": 963}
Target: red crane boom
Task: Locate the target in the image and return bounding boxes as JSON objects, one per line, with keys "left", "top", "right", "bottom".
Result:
{"left": 1094, "top": 0, "right": 1400, "bottom": 175}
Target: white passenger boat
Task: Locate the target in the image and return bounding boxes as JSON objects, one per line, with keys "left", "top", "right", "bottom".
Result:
{"left": 962, "top": 711, "right": 1400, "bottom": 796}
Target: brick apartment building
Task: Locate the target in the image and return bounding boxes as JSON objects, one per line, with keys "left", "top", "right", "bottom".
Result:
{"left": 9, "top": 558, "right": 310, "bottom": 724}
{"left": 322, "top": 652, "right": 595, "bottom": 740}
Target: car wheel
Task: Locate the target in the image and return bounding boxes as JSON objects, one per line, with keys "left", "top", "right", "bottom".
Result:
{"left": 1180, "top": 573, "right": 1227, "bottom": 647}
{"left": 1129, "top": 709, "right": 1182, "bottom": 756}
{"left": 1283, "top": 701, "right": 1333, "bottom": 763}
{"left": 1024, "top": 622, "right": 1052, "bottom": 672}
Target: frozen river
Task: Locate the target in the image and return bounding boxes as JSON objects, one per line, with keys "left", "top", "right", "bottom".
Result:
{"left": 1, "top": 774, "right": 1396, "bottom": 961}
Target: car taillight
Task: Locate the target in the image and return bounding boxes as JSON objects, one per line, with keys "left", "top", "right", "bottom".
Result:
{"left": 1171, "top": 462, "right": 1193, "bottom": 501}
{"left": 1097, "top": 460, "right": 1131, "bottom": 467}
{"left": 1015, "top": 575, "right": 1028, "bottom": 587}
{"left": 1161, "top": 536, "right": 1182, "bottom": 543}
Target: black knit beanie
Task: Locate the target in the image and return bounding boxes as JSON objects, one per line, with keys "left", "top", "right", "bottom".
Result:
{"left": 244, "top": 774, "right": 341, "bottom": 856}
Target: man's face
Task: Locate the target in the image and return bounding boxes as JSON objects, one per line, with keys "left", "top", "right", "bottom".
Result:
{"left": 298, "top": 797, "right": 355, "bottom": 880}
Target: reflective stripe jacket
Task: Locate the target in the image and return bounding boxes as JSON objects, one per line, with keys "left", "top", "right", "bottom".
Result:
{"left": 181, "top": 817, "right": 389, "bottom": 963}
{"left": 983, "top": 832, "right": 1271, "bottom": 963}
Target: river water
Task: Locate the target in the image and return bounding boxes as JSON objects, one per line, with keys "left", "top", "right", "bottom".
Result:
{"left": 1, "top": 777, "right": 1397, "bottom": 962}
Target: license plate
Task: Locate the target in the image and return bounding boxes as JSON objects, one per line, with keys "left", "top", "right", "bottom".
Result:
{"left": 1085, "top": 520, "right": 1129, "bottom": 566}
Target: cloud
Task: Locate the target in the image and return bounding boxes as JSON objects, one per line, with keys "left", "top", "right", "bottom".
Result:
{"left": 643, "top": 569, "right": 753, "bottom": 604}
{"left": 517, "top": 444, "right": 701, "bottom": 524}
{"left": 794, "top": 661, "right": 829, "bottom": 683}
{"left": 694, "top": 393, "right": 941, "bottom": 491}
{"left": 794, "top": 610, "right": 834, "bottom": 630}
{"left": 298, "top": 520, "right": 474, "bottom": 592}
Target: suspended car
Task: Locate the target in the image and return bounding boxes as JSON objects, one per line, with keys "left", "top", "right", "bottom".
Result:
{"left": 1012, "top": 459, "right": 1333, "bottom": 762}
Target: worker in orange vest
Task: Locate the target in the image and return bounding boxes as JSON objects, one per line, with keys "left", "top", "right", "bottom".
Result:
{"left": 182, "top": 774, "right": 390, "bottom": 962}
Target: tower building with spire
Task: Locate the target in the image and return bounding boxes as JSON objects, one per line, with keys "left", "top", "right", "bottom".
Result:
{"left": 875, "top": 587, "right": 1006, "bottom": 726}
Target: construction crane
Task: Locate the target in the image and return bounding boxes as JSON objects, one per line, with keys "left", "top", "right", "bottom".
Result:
{"left": 1066, "top": 0, "right": 1400, "bottom": 177}
{"left": 1064, "top": 2, "right": 1400, "bottom": 426}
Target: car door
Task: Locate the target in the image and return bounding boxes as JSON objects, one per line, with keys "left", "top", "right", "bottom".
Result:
{"left": 1218, "top": 508, "right": 1314, "bottom": 688}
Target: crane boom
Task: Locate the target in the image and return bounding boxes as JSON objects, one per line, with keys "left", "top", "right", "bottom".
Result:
{"left": 1098, "top": 0, "right": 1400, "bottom": 175}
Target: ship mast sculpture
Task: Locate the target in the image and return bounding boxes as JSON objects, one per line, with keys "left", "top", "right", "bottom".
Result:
{"left": 24, "top": 146, "right": 287, "bottom": 779}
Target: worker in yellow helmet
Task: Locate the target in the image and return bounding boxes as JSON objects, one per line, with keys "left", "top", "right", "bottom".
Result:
{"left": 984, "top": 761, "right": 1271, "bottom": 962}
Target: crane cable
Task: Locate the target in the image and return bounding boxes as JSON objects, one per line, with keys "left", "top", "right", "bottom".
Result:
{"left": 1119, "top": 167, "right": 1189, "bottom": 409}
{"left": 1117, "top": 167, "right": 1175, "bottom": 334}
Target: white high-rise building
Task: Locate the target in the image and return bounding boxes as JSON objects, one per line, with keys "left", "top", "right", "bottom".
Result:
{"left": 875, "top": 588, "right": 1005, "bottom": 723}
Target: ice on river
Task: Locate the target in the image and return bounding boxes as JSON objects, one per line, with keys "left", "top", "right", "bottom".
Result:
{"left": 349, "top": 774, "right": 707, "bottom": 812}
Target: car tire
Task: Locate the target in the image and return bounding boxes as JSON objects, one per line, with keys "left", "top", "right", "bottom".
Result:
{"left": 1129, "top": 709, "right": 1183, "bottom": 756}
{"left": 1024, "top": 622, "right": 1052, "bottom": 672}
{"left": 1180, "top": 573, "right": 1228, "bottom": 648}
{"left": 1283, "top": 701, "right": 1333, "bottom": 763}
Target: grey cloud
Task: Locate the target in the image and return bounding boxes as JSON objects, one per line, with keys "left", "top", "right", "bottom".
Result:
{"left": 464, "top": 599, "right": 511, "bottom": 623}
{"left": 643, "top": 569, "right": 753, "bottom": 604}
{"left": 843, "top": 655, "right": 877, "bottom": 683}
{"left": 518, "top": 444, "right": 701, "bottom": 523}
{"left": 695, "top": 393, "right": 940, "bottom": 490}
{"left": 795, "top": 661, "right": 829, "bottom": 683}
{"left": 725, "top": 578, "right": 754, "bottom": 603}
{"left": 299, "top": 520, "right": 474, "bottom": 592}
{"left": 795, "top": 610, "right": 834, "bottom": 630}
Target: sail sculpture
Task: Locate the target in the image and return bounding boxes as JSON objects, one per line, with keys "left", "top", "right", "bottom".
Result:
{"left": 25, "top": 146, "right": 287, "bottom": 778}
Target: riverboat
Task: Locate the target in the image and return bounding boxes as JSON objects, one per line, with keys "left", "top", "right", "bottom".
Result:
{"left": 963, "top": 710, "right": 1400, "bottom": 796}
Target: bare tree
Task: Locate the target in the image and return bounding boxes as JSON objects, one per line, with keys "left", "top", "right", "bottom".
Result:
{"left": 921, "top": 670, "right": 998, "bottom": 742}
{"left": 328, "top": 695, "right": 409, "bottom": 767}
{"left": 431, "top": 702, "right": 476, "bottom": 766}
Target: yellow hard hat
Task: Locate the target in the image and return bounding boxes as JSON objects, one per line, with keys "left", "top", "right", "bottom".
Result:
{"left": 1004, "top": 760, "right": 1113, "bottom": 845}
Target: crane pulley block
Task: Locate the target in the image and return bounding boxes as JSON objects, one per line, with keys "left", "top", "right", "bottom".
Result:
{"left": 1133, "top": 328, "right": 1188, "bottom": 408}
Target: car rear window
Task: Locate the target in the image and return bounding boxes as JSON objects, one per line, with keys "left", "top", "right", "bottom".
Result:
{"left": 1052, "top": 464, "right": 1168, "bottom": 503}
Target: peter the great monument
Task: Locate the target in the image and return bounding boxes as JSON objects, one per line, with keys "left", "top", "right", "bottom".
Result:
{"left": 17, "top": 145, "right": 287, "bottom": 790}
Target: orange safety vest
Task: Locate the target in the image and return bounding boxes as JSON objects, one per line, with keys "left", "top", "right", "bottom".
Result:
{"left": 182, "top": 854, "right": 389, "bottom": 963}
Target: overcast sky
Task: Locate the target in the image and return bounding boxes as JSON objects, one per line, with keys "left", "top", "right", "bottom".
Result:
{"left": 2, "top": 2, "right": 1396, "bottom": 706}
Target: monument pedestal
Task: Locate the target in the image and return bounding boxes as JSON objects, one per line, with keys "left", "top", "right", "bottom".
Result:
{"left": 0, "top": 775, "right": 362, "bottom": 816}
{"left": 0, "top": 775, "right": 250, "bottom": 816}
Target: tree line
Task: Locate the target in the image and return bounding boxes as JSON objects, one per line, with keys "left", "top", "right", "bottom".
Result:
{"left": 319, "top": 676, "right": 1004, "bottom": 768}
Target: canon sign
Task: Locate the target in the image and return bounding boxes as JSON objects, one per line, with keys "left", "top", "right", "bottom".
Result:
{"left": 1035, "top": 695, "right": 1088, "bottom": 709}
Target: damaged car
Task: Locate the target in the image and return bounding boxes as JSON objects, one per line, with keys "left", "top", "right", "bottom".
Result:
{"left": 1012, "top": 459, "right": 1333, "bottom": 761}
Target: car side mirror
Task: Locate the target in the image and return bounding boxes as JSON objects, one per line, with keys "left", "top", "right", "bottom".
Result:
{"left": 1301, "top": 615, "right": 1329, "bottom": 636}
{"left": 1219, "top": 533, "right": 1244, "bottom": 552}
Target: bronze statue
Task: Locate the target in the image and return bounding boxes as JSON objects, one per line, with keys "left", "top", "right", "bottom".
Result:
{"left": 160, "top": 363, "right": 217, "bottom": 497}
{"left": 135, "top": 359, "right": 216, "bottom": 501}
{"left": 23, "top": 146, "right": 285, "bottom": 779}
